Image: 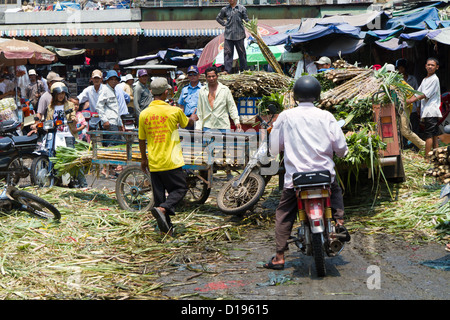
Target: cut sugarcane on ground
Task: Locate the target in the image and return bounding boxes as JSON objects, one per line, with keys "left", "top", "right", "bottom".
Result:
{"left": 0, "top": 149, "right": 448, "bottom": 300}
{"left": 426, "top": 146, "right": 450, "bottom": 184}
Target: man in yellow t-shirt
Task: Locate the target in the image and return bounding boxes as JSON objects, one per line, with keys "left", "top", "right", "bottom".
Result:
{"left": 139, "top": 77, "right": 198, "bottom": 235}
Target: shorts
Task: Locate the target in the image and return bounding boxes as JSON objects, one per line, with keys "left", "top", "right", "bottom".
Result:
{"left": 422, "top": 117, "right": 440, "bottom": 139}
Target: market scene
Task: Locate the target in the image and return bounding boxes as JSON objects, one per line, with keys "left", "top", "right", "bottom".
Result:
{"left": 0, "top": 0, "right": 449, "bottom": 304}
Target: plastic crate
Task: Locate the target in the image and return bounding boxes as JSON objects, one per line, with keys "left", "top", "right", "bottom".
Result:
{"left": 237, "top": 97, "right": 261, "bottom": 116}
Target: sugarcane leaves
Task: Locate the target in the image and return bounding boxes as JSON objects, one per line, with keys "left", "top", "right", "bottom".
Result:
{"left": 335, "top": 125, "right": 386, "bottom": 194}
{"left": 257, "top": 92, "right": 284, "bottom": 115}
{"left": 374, "top": 64, "right": 423, "bottom": 104}
{"left": 334, "top": 97, "right": 374, "bottom": 130}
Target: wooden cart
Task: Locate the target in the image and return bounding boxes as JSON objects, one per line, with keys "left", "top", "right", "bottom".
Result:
{"left": 88, "top": 129, "right": 253, "bottom": 212}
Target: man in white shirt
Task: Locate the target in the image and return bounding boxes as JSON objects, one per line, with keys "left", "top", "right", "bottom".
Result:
{"left": 77, "top": 69, "right": 104, "bottom": 130}
{"left": 264, "top": 76, "right": 348, "bottom": 270}
{"left": 406, "top": 58, "right": 442, "bottom": 157}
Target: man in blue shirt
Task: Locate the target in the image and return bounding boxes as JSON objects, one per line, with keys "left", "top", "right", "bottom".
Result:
{"left": 177, "top": 65, "right": 202, "bottom": 130}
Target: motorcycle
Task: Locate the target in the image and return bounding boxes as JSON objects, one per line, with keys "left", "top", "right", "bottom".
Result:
{"left": 217, "top": 103, "right": 280, "bottom": 215}
{"left": 288, "top": 170, "right": 350, "bottom": 277}
{"left": 0, "top": 172, "right": 61, "bottom": 220}
{"left": 30, "top": 109, "right": 80, "bottom": 188}
{"left": 0, "top": 119, "right": 38, "bottom": 186}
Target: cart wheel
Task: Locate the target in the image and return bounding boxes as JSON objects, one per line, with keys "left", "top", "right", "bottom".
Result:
{"left": 217, "top": 172, "right": 265, "bottom": 215}
{"left": 115, "top": 166, "right": 154, "bottom": 212}
{"left": 185, "top": 169, "right": 211, "bottom": 204}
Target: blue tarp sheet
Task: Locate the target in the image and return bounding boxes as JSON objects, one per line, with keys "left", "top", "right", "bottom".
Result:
{"left": 385, "top": 7, "right": 440, "bottom": 30}
{"left": 288, "top": 23, "right": 362, "bottom": 45}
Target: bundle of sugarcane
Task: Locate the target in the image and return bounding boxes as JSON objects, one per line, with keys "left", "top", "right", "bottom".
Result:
{"left": 176, "top": 71, "right": 292, "bottom": 99}
{"left": 318, "top": 69, "right": 383, "bottom": 109}
{"left": 425, "top": 146, "right": 450, "bottom": 183}
{"left": 243, "top": 18, "right": 284, "bottom": 75}
{"left": 324, "top": 67, "right": 370, "bottom": 83}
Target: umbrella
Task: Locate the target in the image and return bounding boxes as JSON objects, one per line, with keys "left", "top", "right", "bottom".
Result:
{"left": 214, "top": 42, "right": 285, "bottom": 66}
{"left": 197, "top": 23, "right": 279, "bottom": 74}
{"left": 0, "top": 38, "right": 56, "bottom": 66}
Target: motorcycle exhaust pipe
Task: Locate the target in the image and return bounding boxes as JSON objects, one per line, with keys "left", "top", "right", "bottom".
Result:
{"left": 329, "top": 240, "right": 343, "bottom": 253}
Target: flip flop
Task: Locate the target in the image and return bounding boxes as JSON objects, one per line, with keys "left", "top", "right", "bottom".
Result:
{"left": 151, "top": 207, "right": 170, "bottom": 233}
{"left": 263, "top": 256, "right": 285, "bottom": 270}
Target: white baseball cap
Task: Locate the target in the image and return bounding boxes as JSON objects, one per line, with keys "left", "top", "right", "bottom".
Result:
{"left": 315, "top": 56, "right": 332, "bottom": 65}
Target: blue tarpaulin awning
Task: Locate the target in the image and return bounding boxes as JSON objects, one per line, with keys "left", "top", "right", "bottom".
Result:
{"left": 288, "top": 23, "right": 363, "bottom": 45}
{"left": 385, "top": 7, "right": 440, "bottom": 30}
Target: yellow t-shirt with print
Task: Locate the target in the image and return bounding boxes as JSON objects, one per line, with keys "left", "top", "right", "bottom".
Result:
{"left": 138, "top": 100, "right": 189, "bottom": 172}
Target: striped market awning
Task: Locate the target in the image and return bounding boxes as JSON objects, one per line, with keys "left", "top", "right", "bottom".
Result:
{"left": 143, "top": 28, "right": 223, "bottom": 37}
{"left": 0, "top": 23, "right": 142, "bottom": 37}
{"left": 140, "top": 21, "right": 224, "bottom": 37}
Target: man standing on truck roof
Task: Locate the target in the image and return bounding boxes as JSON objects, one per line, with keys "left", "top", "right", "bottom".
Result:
{"left": 406, "top": 58, "right": 442, "bottom": 158}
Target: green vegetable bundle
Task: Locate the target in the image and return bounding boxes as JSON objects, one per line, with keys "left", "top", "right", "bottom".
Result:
{"left": 50, "top": 140, "right": 93, "bottom": 178}
{"left": 335, "top": 125, "right": 387, "bottom": 194}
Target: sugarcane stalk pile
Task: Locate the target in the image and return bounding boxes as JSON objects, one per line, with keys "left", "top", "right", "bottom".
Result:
{"left": 176, "top": 71, "right": 292, "bottom": 99}
{"left": 318, "top": 69, "right": 383, "bottom": 109}
{"left": 425, "top": 146, "right": 450, "bottom": 183}
{"left": 324, "top": 59, "right": 370, "bottom": 83}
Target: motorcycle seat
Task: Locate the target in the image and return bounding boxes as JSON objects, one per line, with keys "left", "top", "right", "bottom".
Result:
{"left": 12, "top": 133, "right": 38, "bottom": 146}
{"left": 293, "top": 170, "right": 331, "bottom": 187}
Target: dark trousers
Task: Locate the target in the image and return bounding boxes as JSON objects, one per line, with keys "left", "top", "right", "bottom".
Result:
{"left": 150, "top": 167, "right": 188, "bottom": 225}
{"left": 224, "top": 38, "right": 247, "bottom": 73}
{"left": 275, "top": 180, "right": 344, "bottom": 253}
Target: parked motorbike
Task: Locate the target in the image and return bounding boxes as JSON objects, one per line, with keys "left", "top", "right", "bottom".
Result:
{"left": 0, "top": 119, "right": 38, "bottom": 186}
{"left": 30, "top": 109, "right": 79, "bottom": 187}
{"left": 121, "top": 112, "right": 137, "bottom": 132}
{"left": 217, "top": 104, "right": 280, "bottom": 215}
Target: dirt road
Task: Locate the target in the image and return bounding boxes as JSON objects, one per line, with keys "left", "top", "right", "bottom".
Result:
{"left": 86, "top": 174, "right": 449, "bottom": 301}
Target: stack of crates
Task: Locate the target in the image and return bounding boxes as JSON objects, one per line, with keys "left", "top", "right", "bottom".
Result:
{"left": 237, "top": 97, "right": 261, "bottom": 127}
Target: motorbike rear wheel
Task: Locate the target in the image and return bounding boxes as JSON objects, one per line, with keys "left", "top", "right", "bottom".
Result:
{"left": 7, "top": 154, "right": 35, "bottom": 187}
{"left": 217, "top": 172, "right": 265, "bottom": 215}
{"left": 311, "top": 233, "right": 326, "bottom": 277}
{"left": 115, "top": 166, "right": 154, "bottom": 212}
{"left": 30, "top": 155, "right": 55, "bottom": 187}
{"left": 11, "top": 189, "right": 61, "bottom": 220}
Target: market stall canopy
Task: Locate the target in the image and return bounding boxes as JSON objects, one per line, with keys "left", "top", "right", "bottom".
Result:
{"left": 299, "top": 11, "right": 388, "bottom": 33}
{"left": 427, "top": 26, "right": 450, "bottom": 45}
{"left": 118, "top": 54, "right": 159, "bottom": 66}
{"left": 124, "top": 64, "right": 177, "bottom": 70}
{"left": 288, "top": 23, "right": 363, "bottom": 45}
{"left": 304, "top": 36, "right": 365, "bottom": 57}
{"left": 385, "top": 6, "right": 440, "bottom": 30}
{"left": 44, "top": 46, "right": 86, "bottom": 57}
{"left": 0, "top": 38, "right": 56, "bottom": 65}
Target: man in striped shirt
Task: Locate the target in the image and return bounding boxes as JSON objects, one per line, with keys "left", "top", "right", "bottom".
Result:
{"left": 216, "top": 0, "right": 249, "bottom": 74}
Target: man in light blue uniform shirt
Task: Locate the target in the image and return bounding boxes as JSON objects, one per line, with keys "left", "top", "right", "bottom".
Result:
{"left": 177, "top": 65, "right": 202, "bottom": 130}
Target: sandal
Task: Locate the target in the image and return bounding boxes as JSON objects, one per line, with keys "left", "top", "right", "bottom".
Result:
{"left": 263, "top": 256, "right": 285, "bottom": 270}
